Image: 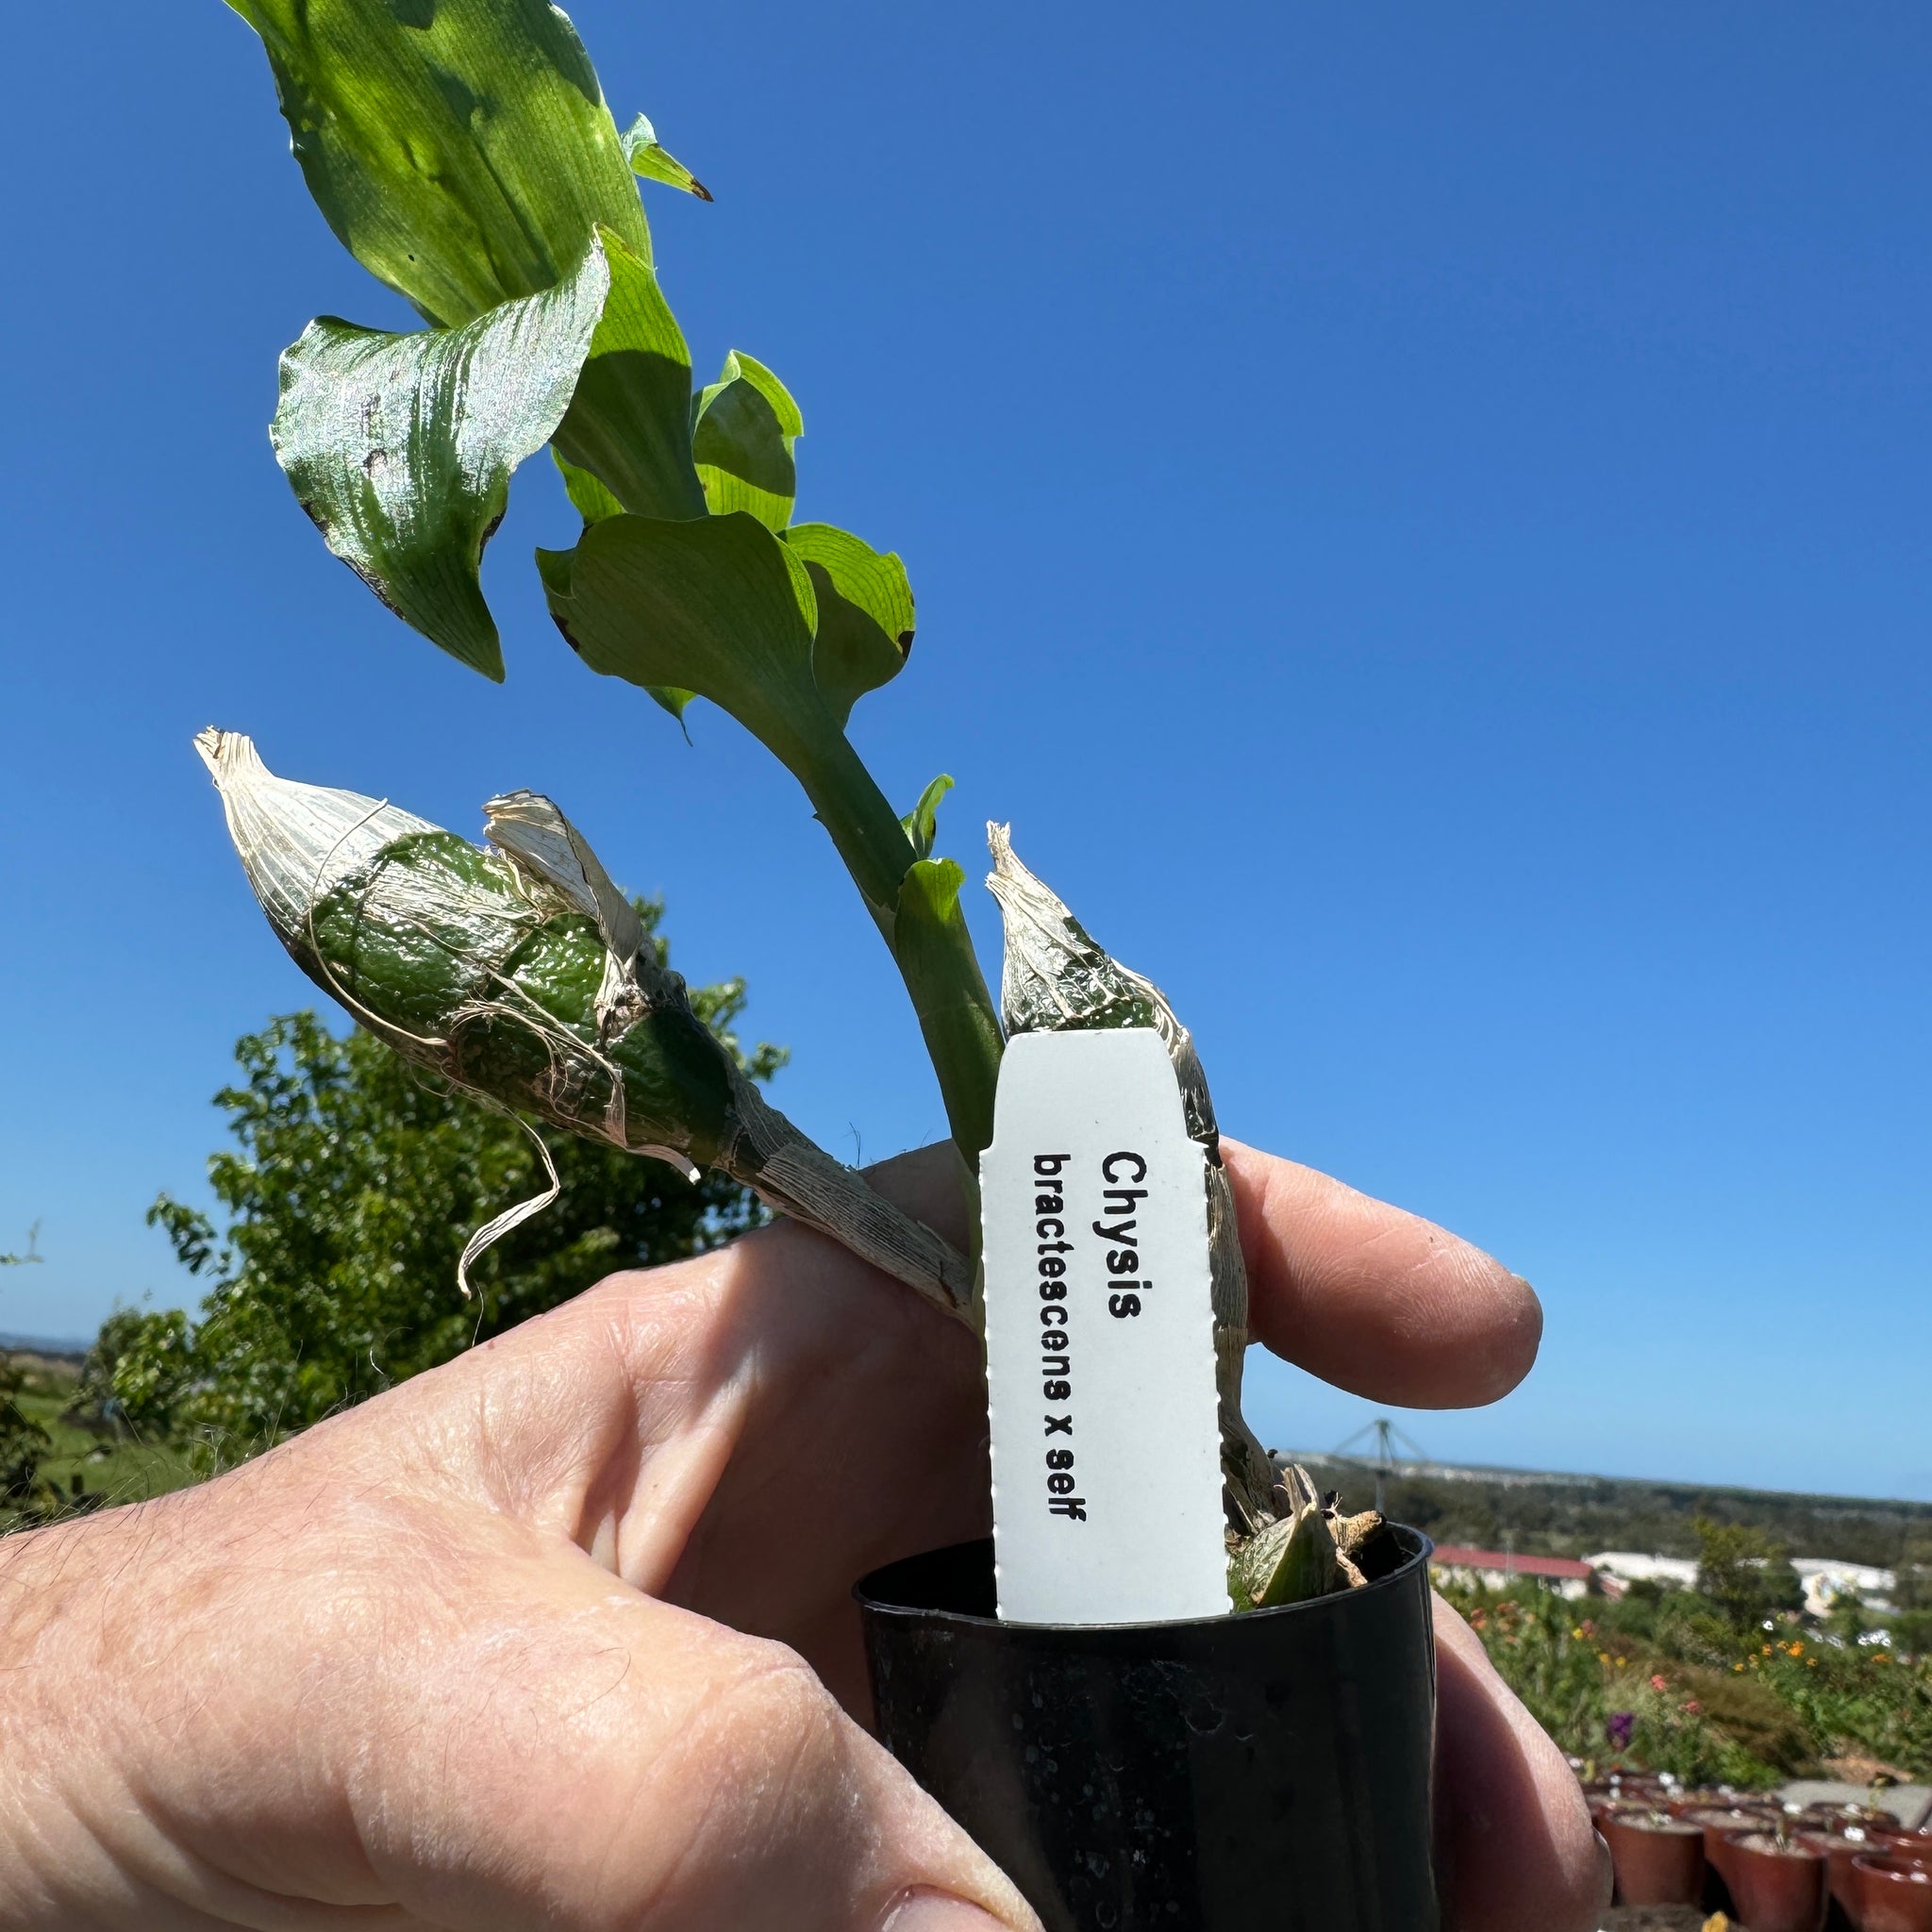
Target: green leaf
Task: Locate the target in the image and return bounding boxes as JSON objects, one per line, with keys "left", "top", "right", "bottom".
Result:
{"left": 550, "top": 227, "right": 708, "bottom": 523}
{"left": 783, "top": 523, "right": 915, "bottom": 722}
{"left": 554, "top": 452, "right": 625, "bottom": 525}
{"left": 1231, "top": 1497, "right": 1340, "bottom": 1609}
{"left": 783, "top": 524, "right": 916, "bottom": 645}
{"left": 901, "top": 774, "right": 953, "bottom": 861}
{"left": 692, "top": 351, "right": 803, "bottom": 530}
{"left": 273, "top": 240, "right": 613, "bottom": 680}
{"left": 541, "top": 512, "right": 833, "bottom": 754}
{"left": 538, "top": 518, "right": 690, "bottom": 724}
{"left": 621, "top": 112, "right": 713, "bottom": 202}
{"left": 226, "top": 0, "right": 651, "bottom": 328}
{"left": 892, "top": 858, "right": 1002, "bottom": 1157}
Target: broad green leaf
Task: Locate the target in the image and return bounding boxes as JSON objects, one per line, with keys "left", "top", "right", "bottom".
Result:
{"left": 783, "top": 523, "right": 915, "bottom": 721}
{"left": 783, "top": 524, "right": 915, "bottom": 645}
{"left": 226, "top": 0, "right": 650, "bottom": 329}
{"left": 621, "top": 113, "right": 712, "bottom": 201}
{"left": 273, "top": 240, "right": 611, "bottom": 680}
{"left": 540, "top": 512, "right": 832, "bottom": 754}
{"left": 554, "top": 452, "right": 625, "bottom": 525}
{"left": 892, "top": 858, "right": 1001, "bottom": 1156}
{"left": 536, "top": 521, "right": 691, "bottom": 723}
{"left": 901, "top": 774, "right": 953, "bottom": 861}
{"left": 551, "top": 228, "right": 707, "bottom": 522}
{"left": 692, "top": 352, "right": 802, "bottom": 530}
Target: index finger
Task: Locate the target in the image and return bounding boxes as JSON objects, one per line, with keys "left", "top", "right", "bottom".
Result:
{"left": 1223, "top": 1139, "right": 1542, "bottom": 1409}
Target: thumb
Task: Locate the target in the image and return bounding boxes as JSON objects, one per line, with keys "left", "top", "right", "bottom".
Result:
{"left": 361, "top": 1544, "right": 1041, "bottom": 1932}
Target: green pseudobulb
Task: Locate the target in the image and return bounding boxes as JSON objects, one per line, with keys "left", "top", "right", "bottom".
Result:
{"left": 306, "top": 830, "right": 737, "bottom": 1168}
{"left": 198, "top": 730, "right": 974, "bottom": 1321}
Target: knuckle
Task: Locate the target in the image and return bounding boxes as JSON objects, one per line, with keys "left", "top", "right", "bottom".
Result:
{"left": 707, "top": 1635, "right": 843, "bottom": 1758}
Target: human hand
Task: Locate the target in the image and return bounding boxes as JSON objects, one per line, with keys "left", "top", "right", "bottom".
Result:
{"left": 0, "top": 1140, "right": 1603, "bottom": 1931}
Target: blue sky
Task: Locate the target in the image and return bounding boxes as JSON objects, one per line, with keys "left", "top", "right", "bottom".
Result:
{"left": 3, "top": 2, "right": 1928, "bottom": 1500}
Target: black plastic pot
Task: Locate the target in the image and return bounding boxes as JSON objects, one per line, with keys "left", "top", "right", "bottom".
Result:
{"left": 856, "top": 1526, "right": 1439, "bottom": 1932}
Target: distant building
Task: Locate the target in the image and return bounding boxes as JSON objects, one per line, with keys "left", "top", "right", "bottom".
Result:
{"left": 1790, "top": 1557, "right": 1894, "bottom": 1618}
{"left": 1584, "top": 1552, "right": 1700, "bottom": 1598}
{"left": 1432, "top": 1545, "right": 1596, "bottom": 1600}
{"left": 1583, "top": 1550, "right": 1898, "bottom": 1615}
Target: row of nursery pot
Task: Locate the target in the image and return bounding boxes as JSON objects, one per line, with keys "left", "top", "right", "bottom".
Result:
{"left": 1592, "top": 1795, "right": 1932, "bottom": 1932}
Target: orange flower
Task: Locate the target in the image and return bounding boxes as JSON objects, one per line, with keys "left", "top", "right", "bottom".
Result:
{"left": 1650, "top": 1674, "right": 1668, "bottom": 1692}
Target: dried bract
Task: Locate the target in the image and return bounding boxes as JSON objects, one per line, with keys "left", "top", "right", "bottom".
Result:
{"left": 986, "top": 824, "right": 1275, "bottom": 1528}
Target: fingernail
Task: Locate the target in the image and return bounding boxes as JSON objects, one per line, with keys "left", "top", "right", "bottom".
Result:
{"left": 1594, "top": 1828, "right": 1614, "bottom": 1908}
{"left": 881, "top": 1890, "right": 1011, "bottom": 1932}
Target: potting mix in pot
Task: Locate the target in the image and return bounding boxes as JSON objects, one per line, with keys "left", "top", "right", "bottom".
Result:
{"left": 203, "top": 3, "right": 1442, "bottom": 1926}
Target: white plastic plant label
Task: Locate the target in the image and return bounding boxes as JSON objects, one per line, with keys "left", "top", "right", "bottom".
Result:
{"left": 980, "top": 1027, "right": 1227, "bottom": 1624}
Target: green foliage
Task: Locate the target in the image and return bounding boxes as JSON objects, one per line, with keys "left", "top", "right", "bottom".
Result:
{"left": 892, "top": 858, "right": 1003, "bottom": 1156}
{"left": 0, "top": 1350, "right": 156, "bottom": 1532}
{"left": 693, "top": 352, "right": 804, "bottom": 530}
{"left": 1442, "top": 1584, "right": 1792, "bottom": 1787}
{"left": 233, "top": 0, "right": 1008, "bottom": 1166}
{"left": 1892, "top": 1608, "right": 1932, "bottom": 1655}
{"left": 901, "top": 775, "right": 954, "bottom": 862}
{"left": 0, "top": 1357, "right": 54, "bottom": 1511}
{"left": 1443, "top": 1571, "right": 1932, "bottom": 1784}
{"left": 1695, "top": 1516, "right": 1805, "bottom": 1630}
{"left": 225, "top": 0, "right": 650, "bottom": 328}
{"left": 1749, "top": 1633, "right": 1932, "bottom": 1778}
{"left": 543, "top": 510, "right": 826, "bottom": 746}
{"left": 101, "top": 910, "right": 782, "bottom": 1464}
{"left": 272, "top": 239, "right": 614, "bottom": 678}
{"left": 549, "top": 230, "right": 708, "bottom": 525}
{"left": 82, "top": 1307, "right": 194, "bottom": 1439}
{"left": 619, "top": 114, "right": 711, "bottom": 202}
{"left": 3, "top": 1353, "right": 196, "bottom": 1534}
{"left": 1229, "top": 1495, "right": 1339, "bottom": 1609}
{"left": 785, "top": 524, "right": 917, "bottom": 726}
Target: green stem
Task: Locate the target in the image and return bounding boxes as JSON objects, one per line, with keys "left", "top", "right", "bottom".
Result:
{"left": 788, "top": 730, "right": 1004, "bottom": 1160}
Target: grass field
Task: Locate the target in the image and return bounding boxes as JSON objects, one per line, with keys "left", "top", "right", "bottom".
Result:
{"left": 4, "top": 1354, "right": 196, "bottom": 1524}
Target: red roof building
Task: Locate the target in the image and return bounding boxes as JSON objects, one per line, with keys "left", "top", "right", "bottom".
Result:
{"left": 1431, "top": 1545, "right": 1596, "bottom": 1599}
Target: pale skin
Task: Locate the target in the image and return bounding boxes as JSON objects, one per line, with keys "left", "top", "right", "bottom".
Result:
{"left": 0, "top": 1141, "right": 1607, "bottom": 1931}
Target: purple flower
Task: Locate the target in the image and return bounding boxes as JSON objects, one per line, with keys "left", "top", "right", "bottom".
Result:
{"left": 1607, "top": 1712, "right": 1636, "bottom": 1750}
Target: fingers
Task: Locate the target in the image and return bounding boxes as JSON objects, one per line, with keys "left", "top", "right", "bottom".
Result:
{"left": 358, "top": 1549, "right": 1040, "bottom": 1932}
{"left": 1221, "top": 1139, "right": 1542, "bottom": 1407}
{"left": 376, "top": 1191, "right": 991, "bottom": 1711}
{"left": 22, "top": 1462, "right": 1041, "bottom": 1932}
{"left": 1431, "top": 1595, "right": 1607, "bottom": 1932}
{"left": 781, "top": 1134, "right": 1542, "bottom": 1410}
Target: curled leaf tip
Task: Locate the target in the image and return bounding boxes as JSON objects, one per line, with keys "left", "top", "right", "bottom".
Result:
{"left": 621, "top": 112, "right": 712, "bottom": 202}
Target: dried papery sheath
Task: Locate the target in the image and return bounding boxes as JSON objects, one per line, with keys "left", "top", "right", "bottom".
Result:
{"left": 986, "top": 824, "right": 1275, "bottom": 1529}
{"left": 197, "top": 730, "right": 973, "bottom": 1322}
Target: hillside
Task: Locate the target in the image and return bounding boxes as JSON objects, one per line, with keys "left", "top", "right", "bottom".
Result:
{"left": 1281, "top": 1450, "right": 1932, "bottom": 1581}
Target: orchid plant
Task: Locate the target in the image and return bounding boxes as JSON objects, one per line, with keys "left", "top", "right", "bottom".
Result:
{"left": 211, "top": 0, "right": 1373, "bottom": 1590}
